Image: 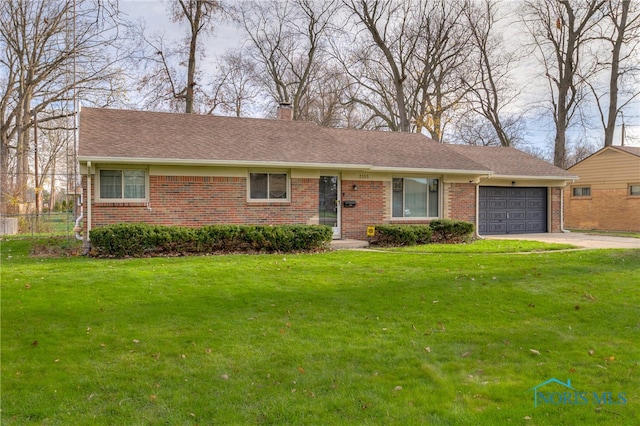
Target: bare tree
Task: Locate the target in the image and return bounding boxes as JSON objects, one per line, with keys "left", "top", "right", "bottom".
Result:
{"left": 212, "top": 50, "right": 261, "bottom": 117}
{"left": 408, "top": 0, "right": 472, "bottom": 141}
{"left": 522, "top": 0, "right": 607, "bottom": 167}
{"left": 341, "top": 0, "right": 415, "bottom": 132}
{"left": 590, "top": 0, "right": 640, "bottom": 147}
{"left": 461, "top": 0, "right": 524, "bottom": 147}
{"left": 235, "top": 0, "right": 339, "bottom": 121}
{"left": 137, "top": 0, "right": 221, "bottom": 113}
{"left": 341, "top": 0, "right": 474, "bottom": 140}
{"left": 1, "top": 0, "right": 131, "bottom": 214}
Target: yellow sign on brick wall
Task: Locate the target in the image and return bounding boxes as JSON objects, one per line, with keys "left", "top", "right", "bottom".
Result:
{"left": 366, "top": 226, "right": 375, "bottom": 237}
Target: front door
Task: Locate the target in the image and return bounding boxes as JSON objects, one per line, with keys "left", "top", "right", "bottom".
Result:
{"left": 319, "top": 175, "right": 340, "bottom": 238}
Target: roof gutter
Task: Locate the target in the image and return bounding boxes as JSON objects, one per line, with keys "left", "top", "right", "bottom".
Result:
{"left": 368, "top": 166, "right": 493, "bottom": 175}
{"left": 77, "top": 156, "right": 372, "bottom": 170}
{"left": 77, "top": 156, "right": 496, "bottom": 175}
{"left": 488, "top": 174, "right": 578, "bottom": 181}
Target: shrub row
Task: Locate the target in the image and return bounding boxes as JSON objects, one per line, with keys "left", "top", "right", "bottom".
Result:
{"left": 89, "top": 223, "right": 333, "bottom": 258}
{"left": 369, "top": 219, "right": 474, "bottom": 247}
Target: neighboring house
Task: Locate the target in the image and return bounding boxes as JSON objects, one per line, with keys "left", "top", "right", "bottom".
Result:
{"left": 77, "top": 107, "right": 575, "bottom": 240}
{"left": 564, "top": 145, "right": 640, "bottom": 232}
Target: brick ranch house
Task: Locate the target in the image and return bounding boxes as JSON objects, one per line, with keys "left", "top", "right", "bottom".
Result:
{"left": 77, "top": 107, "right": 576, "bottom": 240}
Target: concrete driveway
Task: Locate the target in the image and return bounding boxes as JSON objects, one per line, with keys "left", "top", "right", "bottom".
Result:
{"left": 483, "top": 232, "right": 640, "bottom": 249}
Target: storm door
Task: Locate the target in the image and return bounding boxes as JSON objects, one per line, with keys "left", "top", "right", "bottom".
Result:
{"left": 319, "top": 175, "right": 340, "bottom": 238}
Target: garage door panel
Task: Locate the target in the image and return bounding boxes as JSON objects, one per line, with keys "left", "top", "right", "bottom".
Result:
{"left": 509, "top": 211, "right": 526, "bottom": 220}
{"left": 487, "top": 187, "right": 507, "bottom": 197}
{"left": 488, "top": 211, "right": 507, "bottom": 220}
{"left": 487, "top": 222, "right": 507, "bottom": 233}
{"left": 489, "top": 199, "right": 507, "bottom": 209}
{"left": 508, "top": 199, "right": 526, "bottom": 209}
{"left": 527, "top": 188, "right": 546, "bottom": 197}
{"left": 479, "top": 186, "right": 547, "bottom": 235}
{"left": 527, "top": 221, "right": 546, "bottom": 232}
{"left": 527, "top": 210, "right": 545, "bottom": 220}
{"left": 528, "top": 198, "right": 545, "bottom": 208}
{"left": 508, "top": 222, "right": 527, "bottom": 233}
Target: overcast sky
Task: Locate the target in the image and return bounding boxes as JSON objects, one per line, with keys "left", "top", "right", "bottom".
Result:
{"left": 118, "top": 0, "right": 639, "bottom": 150}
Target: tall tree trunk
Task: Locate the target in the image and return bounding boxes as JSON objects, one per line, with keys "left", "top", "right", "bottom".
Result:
{"left": 603, "top": 0, "right": 629, "bottom": 147}
{"left": 184, "top": 1, "right": 202, "bottom": 114}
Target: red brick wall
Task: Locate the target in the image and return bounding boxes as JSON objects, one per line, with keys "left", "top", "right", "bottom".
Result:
{"left": 85, "top": 176, "right": 319, "bottom": 229}
{"left": 82, "top": 175, "right": 492, "bottom": 240}
{"left": 447, "top": 183, "right": 476, "bottom": 225}
{"left": 340, "top": 180, "right": 386, "bottom": 239}
{"left": 564, "top": 187, "right": 640, "bottom": 232}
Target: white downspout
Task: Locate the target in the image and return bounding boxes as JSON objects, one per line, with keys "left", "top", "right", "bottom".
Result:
{"left": 74, "top": 193, "right": 84, "bottom": 240}
{"left": 87, "top": 160, "right": 92, "bottom": 240}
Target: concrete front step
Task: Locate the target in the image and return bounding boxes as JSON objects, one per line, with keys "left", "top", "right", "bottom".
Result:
{"left": 330, "top": 239, "right": 370, "bottom": 249}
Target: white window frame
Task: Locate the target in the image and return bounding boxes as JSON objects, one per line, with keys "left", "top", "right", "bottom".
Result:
{"left": 96, "top": 167, "right": 149, "bottom": 202}
{"left": 391, "top": 176, "right": 441, "bottom": 219}
{"left": 247, "top": 171, "right": 290, "bottom": 202}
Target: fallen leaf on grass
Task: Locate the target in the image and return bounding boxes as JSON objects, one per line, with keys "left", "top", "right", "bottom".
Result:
{"left": 461, "top": 351, "right": 471, "bottom": 357}
{"left": 530, "top": 349, "right": 541, "bottom": 355}
{"left": 298, "top": 367, "right": 305, "bottom": 374}
{"left": 132, "top": 339, "right": 140, "bottom": 344}
{"left": 393, "top": 386, "right": 403, "bottom": 391}
{"left": 425, "top": 347, "right": 431, "bottom": 353}
{"left": 220, "top": 374, "right": 229, "bottom": 380}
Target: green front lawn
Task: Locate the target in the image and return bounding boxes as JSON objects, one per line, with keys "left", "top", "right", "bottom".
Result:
{"left": 1, "top": 239, "right": 639, "bottom": 425}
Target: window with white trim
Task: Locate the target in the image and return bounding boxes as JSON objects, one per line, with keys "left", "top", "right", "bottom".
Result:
{"left": 392, "top": 177, "right": 439, "bottom": 218}
{"left": 249, "top": 172, "right": 288, "bottom": 200}
{"left": 99, "top": 169, "right": 146, "bottom": 200}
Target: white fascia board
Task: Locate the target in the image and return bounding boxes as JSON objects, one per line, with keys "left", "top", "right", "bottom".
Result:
{"left": 370, "top": 166, "right": 493, "bottom": 175}
{"left": 77, "top": 156, "right": 371, "bottom": 170}
{"left": 489, "top": 174, "right": 578, "bottom": 181}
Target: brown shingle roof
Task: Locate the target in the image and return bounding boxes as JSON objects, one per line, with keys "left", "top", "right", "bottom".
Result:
{"left": 447, "top": 144, "right": 575, "bottom": 178}
{"left": 78, "top": 107, "right": 572, "bottom": 179}
{"left": 79, "top": 107, "right": 489, "bottom": 173}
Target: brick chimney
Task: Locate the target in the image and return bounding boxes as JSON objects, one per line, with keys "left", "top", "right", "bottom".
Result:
{"left": 277, "top": 102, "right": 293, "bottom": 120}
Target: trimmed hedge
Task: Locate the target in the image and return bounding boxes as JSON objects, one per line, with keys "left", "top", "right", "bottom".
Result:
{"left": 89, "top": 223, "right": 333, "bottom": 258}
{"left": 428, "top": 219, "right": 475, "bottom": 244}
{"left": 368, "top": 225, "right": 433, "bottom": 247}
{"left": 369, "top": 220, "right": 474, "bottom": 247}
